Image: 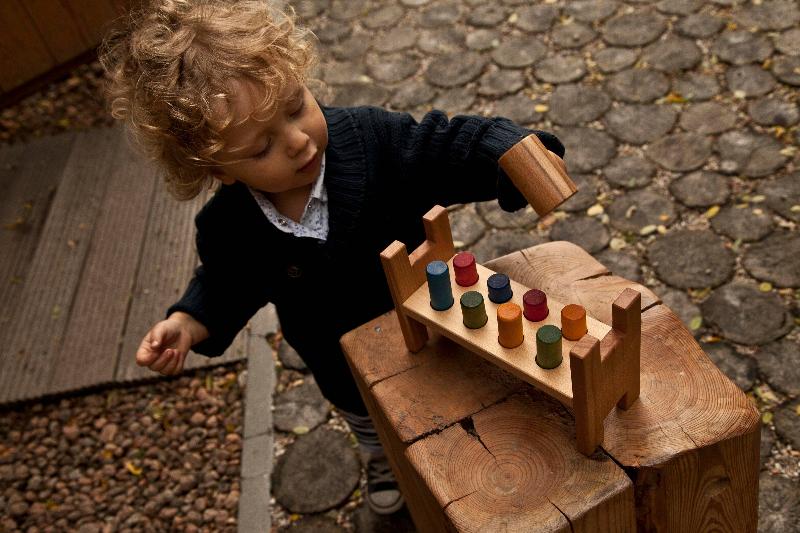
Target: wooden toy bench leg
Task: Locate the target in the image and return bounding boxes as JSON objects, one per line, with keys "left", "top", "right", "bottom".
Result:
{"left": 380, "top": 205, "right": 456, "bottom": 353}
{"left": 570, "top": 288, "right": 642, "bottom": 455}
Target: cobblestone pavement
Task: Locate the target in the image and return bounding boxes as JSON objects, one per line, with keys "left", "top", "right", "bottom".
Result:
{"left": 1, "top": 0, "right": 798, "bottom": 531}
{"left": 270, "top": 0, "right": 800, "bottom": 531}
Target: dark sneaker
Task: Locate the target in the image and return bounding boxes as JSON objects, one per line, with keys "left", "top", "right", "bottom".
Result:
{"left": 362, "top": 450, "right": 405, "bottom": 515}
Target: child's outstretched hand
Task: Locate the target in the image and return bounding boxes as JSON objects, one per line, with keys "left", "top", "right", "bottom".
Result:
{"left": 136, "top": 312, "right": 207, "bottom": 376}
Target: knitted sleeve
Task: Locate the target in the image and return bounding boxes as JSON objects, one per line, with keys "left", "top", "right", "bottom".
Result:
{"left": 166, "top": 208, "right": 271, "bottom": 357}
{"left": 357, "top": 107, "right": 565, "bottom": 212}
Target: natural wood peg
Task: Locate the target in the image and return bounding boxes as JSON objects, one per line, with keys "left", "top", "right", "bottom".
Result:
{"left": 498, "top": 134, "right": 577, "bottom": 216}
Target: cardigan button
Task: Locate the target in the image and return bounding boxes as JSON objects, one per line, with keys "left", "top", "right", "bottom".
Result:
{"left": 286, "top": 265, "right": 302, "bottom": 278}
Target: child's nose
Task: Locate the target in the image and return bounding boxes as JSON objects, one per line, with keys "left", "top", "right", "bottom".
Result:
{"left": 286, "top": 126, "right": 310, "bottom": 157}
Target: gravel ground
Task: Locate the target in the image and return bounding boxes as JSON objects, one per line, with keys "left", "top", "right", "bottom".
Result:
{"left": 0, "top": 362, "right": 245, "bottom": 533}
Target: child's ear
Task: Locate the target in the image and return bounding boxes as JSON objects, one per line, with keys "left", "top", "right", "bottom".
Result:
{"left": 211, "top": 171, "right": 236, "bottom": 186}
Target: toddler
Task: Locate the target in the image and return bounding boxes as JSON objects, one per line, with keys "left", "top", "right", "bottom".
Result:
{"left": 101, "top": 0, "right": 564, "bottom": 516}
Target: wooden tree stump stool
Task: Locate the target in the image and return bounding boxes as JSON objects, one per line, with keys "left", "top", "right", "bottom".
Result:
{"left": 341, "top": 241, "right": 760, "bottom": 532}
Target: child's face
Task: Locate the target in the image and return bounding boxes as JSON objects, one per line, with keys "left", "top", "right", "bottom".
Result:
{"left": 212, "top": 79, "right": 328, "bottom": 195}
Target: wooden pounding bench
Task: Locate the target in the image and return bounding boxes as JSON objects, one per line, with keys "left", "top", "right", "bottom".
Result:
{"left": 340, "top": 229, "right": 760, "bottom": 531}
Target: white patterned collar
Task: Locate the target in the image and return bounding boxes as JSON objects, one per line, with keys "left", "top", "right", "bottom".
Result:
{"left": 248, "top": 154, "right": 329, "bottom": 240}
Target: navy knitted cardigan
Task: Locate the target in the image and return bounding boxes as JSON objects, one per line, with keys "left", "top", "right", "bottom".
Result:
{"left": 168, "top": 105, "right": 564, "bottom": 408}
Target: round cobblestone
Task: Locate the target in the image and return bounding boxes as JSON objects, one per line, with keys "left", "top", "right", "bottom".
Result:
{"left": 450, "top": 204, "right": 487, "bottom": 247}
{"left": 363, "top": 5, "right": 405, "bottom": 29}
{"left": 648, "top": 230, "right": 734, "bottom": 288}
{"left": 416, "top": 27, "right": 465, "bottom": 55}
{"left": 775, "top": 28, "right": 800, "bottom": 56}
{"left": 761, "top": 425, "right": 775, "bottom": 466}
{"left": 512, "top": 5, "right": 558, "bottom": 33}
{"left": 726, "top": 65, "right": 776, "bottom": 98}
{"left": 273, "top": 378, "right": 329, "bottom": 433}
{"left": 594, "top": 249, "right": 643, "bottom": 282}
{"left": 534, "top": 54, "right": 587, "bottom": 84}
{"left": 710, "top": 205, "right": 774, "bottom": 242}
{"left": 425, "top": 51, "right": 487, "bottom": 87}
{"left": 389, "top": 80, "right": 435, "bottom": 109}
{"left": 606, "top": 68, "right": 670, "bottom": 102}
{"left": 476, "top": 201, "right": 537, "bottom": 229}
{"left": 605, "top": 154, "right": 655, "bottom": 189}
{"left": 366, "top": 53, "right": 420, "bottom": 84}
{"left": 758, "top": 173, "right": 800, "bottom": 222}
{"left": 565, "top": 0, "right": 619, "bottom": 23}
{"left": 604, "top": 104, "right": 677, "bottom": 144}
{"left": 432, "top": 86, "right": 477, "bottom": 115}
{"left": 278, "top": 340, "right": 307, "bottom": 370}
{"left": 669, "top": 171, "right": 730, "bottom": 207}
{"left": 594, "top": 47, "right": 640, "bottom": 73}
{"left": 329, "top": 0, "right": 368, "bottom": 21}
{"left": 493, "top": 93, "right": 543, "bottom": 125}
{"left": 712, "top": 30, "right": 774, "bottom": 65}
{"left": 331, "top": 33, "right": 370, "bottom": 60}
{"left": 734, "top": 0, "right": 800, "bottom": 32}
{"left": 773, "top": 55, "right": 800, "bottom": 86}
{"left": 559, "top": 174, "right": 599, "bottom": 212}
{"left": 288, "top": 515, "right": 346, "bottom": 532}
{"left": 551, "top": 21, "right": 597, "bottom": 49}
{"left": 758, "top": 471, "right": 800, "bottom": 532}
{"left": 672, "top": 72, "right": 721, "bottom": 101}
{"left": 372, "top": 27, "right": 418, "bottom": 53}
{"left": 608, "top": 189, "right": 677, "bottom": 233}
{"left": 743, "top": 231, "right": 800, "bottom": 287}
{"left": 716, "top": 130, "right": 788, "bottom": 178}
{"left": 756, "top": 338, "right": 800, "bottom": 397}
{"left": 747, "top": 97, "right": 800, "bottom": 127}
{"left": 549, "top": 84, "right": 611, "bottom": 125}
{"left": 478, "top": 68, "right": 525, "bottom": 97}
{"left": 555, "top": 127, "right": 616, "bottom": 173}
{"left": 330, "top": 83, "right": 392, "bottom": 107}
{"left": 313, "top": 19, "right": 352, "bottom": 44}
{"left": 294, "top": 0, "right": 328, "bottom": 19}
{"left": 601, "top": 11, "right": 667, "bottom": 47}
{"left": 467, "top": 4, "right": 507, "bottom": 27}
{"left": 470, "top": 229, "right": 546, "bottom": 263}
{"left": 492, "top": 37, "right": 548, "bottom": 69}
{"left": 419, "top": 2, "right": 461, "bottom": 27}
{"left": 466, "top": 29, "right": 501, "bottom": 51}
{"left": 679, "top": 102, "right": 737, "bottom": 134}
{"left": 702, "top": 342, "right": 757, "bottom": 391}
{"left": 676, "top": 12, "right": 726, "bottom": 38}
{"left": 660, "top": 288, "right": 703, "bottom": 335}
{"left": 774, "top": 399, "right": 800, "bottom": 450}
{"left": 272, "top": 426, "right": 361, "bottom": 513}
{"left": 647, "top": 132, "right": 712, "bottom": 171}
{"left": 642, "top": 36, "right": 702, "bottom": 72}
{"left": 548, "top": 216, "right": 610, "bottom": 253}
{"left": 320, "top": 60, "right": 367, "bottom": 85}
{"left": 700, "top": 283, "right": 792, "bottom": 345}
{"left": 655, "top": 0, "right": 704, "bottom": 15}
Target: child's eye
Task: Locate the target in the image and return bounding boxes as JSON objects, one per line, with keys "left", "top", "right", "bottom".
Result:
{"left": 254, "top": 142, "right": 271, "bottom": 159}
{"left": 291, "top": 99, "right": 305, "bottom": 117}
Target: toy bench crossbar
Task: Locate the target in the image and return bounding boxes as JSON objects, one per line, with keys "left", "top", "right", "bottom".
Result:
{"left": 380, "top": 205, "right": 641, "bottom": 455}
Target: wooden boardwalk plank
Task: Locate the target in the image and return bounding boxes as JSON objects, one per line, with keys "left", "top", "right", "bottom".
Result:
{"left": 0, "top": 134, "right": 76, "bottom": 337}
{"left": 50, "top": 129, "right": 160, "bottom": 393}
{"left": 0, "top": 127, "right": 124, "bottom": 403}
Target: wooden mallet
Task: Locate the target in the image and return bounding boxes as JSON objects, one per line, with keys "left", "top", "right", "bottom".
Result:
{"left": 498, "top": 134, "right": 577, "bottom": 216}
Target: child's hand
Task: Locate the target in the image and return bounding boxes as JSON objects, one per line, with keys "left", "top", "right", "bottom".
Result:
{"left": 136, "top": 313, "right": 206, "bottom": 375}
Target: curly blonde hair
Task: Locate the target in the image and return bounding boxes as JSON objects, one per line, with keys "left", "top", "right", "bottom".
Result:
{"left": 100, "top": 0, "right": 317, "bottom": 200}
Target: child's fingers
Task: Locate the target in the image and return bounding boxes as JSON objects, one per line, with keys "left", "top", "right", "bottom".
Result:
{"left": 162, "top": 350, "right": 185, "bottom": 375}
{"left": 136, "top": 337, "right": 161, "bottom": 367}
{"left": 149, "top": 349, "right": 174, "bottom": 373}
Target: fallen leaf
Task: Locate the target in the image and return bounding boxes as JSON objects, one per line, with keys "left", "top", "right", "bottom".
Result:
{"left": 586, "top": 204, "right": 604, "bottom": 216}
{"left": 125, "top": 461, "right": 142, "bottom": 476}
{"left": 625, "top": 205, "right": 637, "bottom": 219}
{"left": 704, "top": 205, "right": 720, "bottom": 218}
{"left": 689, "top": 316, "right": 703, "bottom": 331}
{"left": 665, "top": 92, "right": 687, "bottom": 104}
{"left": 639, "top": 224, "right": 657, "bottom": 236}
{"left": 762, "top": 412, "right": 773, "bottom": 424}
{"left": 759, "top": 282, "right": 773, "bottom": 292}
{"left": 292, "top": 426, "right": 309, "bottom": 435}
{"left": 750, "top": 195, "right": 765, "bottom": 203}
{"left": 534, "top": 104, "right": 549, "bottom": 113}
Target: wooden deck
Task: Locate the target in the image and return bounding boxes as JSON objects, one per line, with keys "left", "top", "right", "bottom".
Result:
{"left": 0, "top": 125, "right": 275, "bottom": 405}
